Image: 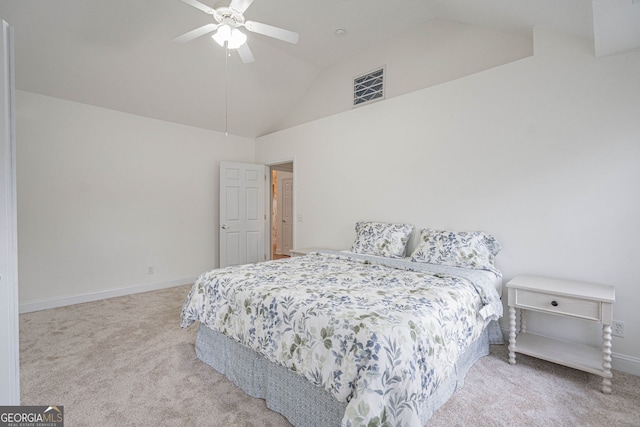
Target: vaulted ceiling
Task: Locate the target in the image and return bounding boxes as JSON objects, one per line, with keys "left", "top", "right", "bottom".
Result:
{"left": 1, "top": 0, "right": 639, "bottom": 138}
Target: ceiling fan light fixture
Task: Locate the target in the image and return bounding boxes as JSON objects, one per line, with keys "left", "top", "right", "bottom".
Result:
{"left": 212, "top": 25, "right": 231, "bottom": 46}
{"left": 212, "top": 25, "right": 247, "bottom": 49}
{"left": 228, "top": 29, "right": 247, "bottom": 49}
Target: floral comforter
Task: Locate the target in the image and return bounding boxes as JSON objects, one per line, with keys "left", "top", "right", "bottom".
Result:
{"left": 180, "top": 251, "right": 502, "bottom": 427}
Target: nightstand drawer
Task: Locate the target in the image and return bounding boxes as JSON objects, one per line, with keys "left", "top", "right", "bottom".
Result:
{"left": 514, "top": 289, "right": 601, "bottom": 321}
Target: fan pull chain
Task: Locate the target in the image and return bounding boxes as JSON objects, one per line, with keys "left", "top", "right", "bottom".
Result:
{"left": 224, "top": 44, "right": 229, "bottom": 136}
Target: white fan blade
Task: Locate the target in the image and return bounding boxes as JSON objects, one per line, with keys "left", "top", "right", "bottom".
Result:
{"left": 237, "top": 43, "right": 255, "bottom": 63}
{"left": 244, "top": 20, "right": 299, "bottom": 44}
{"left": 181, "top": 0, "right": 215, "bottom": 14}
{"left": 229, "top": 0, "right": 255, "bottom": 14}
{"left": 173, "top": 23, "right": 220, "bottom": 42}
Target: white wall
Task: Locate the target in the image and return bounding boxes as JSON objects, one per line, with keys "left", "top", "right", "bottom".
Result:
{"left": 275, "top": 19, "right": 532, "bottom": 132}
{"left": 16, "top": 91, "right": 254, "bottom": 310}
{"left": 256, "top": 29, "right": 640, "bottom": 372}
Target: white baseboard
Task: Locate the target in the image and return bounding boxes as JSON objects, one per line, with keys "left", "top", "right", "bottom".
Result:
{"left": 19, "top": 277, "right": 196, "bottom": 314}
{"left": 499, "top": 326, "right": 640, "bottom": 376}
{"left": 611, "top": 351, "right": 640, "bottom": 376}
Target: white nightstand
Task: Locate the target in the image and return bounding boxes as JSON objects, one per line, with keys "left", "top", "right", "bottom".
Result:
{"left": 507, "top": 275, "right": 616, "bottom": 393}
{"left": 289, "top": 247, "right": 324, "bottom": 257}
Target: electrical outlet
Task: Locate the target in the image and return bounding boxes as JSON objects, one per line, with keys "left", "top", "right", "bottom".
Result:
{"left": 147, "top": 265, "right": 154, "bottom": 275}
{"left": 612, "top": 320, "right": 625, "bottom": 338}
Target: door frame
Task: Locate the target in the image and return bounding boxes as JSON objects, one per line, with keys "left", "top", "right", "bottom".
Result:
{"left": 0, "top": 20, "right": 20, "bottom": 405}
{"left": 265, "top": 159, "right": 295, "bottom": 260}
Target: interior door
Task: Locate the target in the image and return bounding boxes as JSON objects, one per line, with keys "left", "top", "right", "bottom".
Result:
{"left": 219, "top": 162, "right": 266, "bottom": 267}
{"left": 281, "top": 177, "right": 293, "bottom": 255}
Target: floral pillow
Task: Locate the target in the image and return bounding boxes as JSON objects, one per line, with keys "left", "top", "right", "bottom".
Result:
{"left": 410, "top": 228, "right": 501, "bottom": 273}
{"left": 350, "top": 221, "right": 413, "bottom": 258}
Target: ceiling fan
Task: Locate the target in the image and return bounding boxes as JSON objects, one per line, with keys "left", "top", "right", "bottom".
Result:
{"left": 174, "top": 0, "right": 299, "bottom": 63}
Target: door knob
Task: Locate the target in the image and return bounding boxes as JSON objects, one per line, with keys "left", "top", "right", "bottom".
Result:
{"left": 221, "top": 224, "right": 229, "bottom": 229}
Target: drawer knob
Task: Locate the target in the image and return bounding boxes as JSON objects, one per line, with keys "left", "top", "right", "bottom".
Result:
{"left": 551, "top": 300, "right": 558, "bottom": 307}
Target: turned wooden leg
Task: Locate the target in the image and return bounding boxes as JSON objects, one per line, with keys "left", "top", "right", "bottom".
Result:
{"left": 508, "top": 306, "right": 517, "bottom": 364}
{"left": 602, "top": 324, "right": 613, "bottom": 394}
{"left": 520, "top": 308, "right": 527, "bottom": 334}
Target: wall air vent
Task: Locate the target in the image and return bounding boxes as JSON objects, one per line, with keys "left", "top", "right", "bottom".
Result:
{"left": 353, "top": 67, "right": 385, "bottom": 107}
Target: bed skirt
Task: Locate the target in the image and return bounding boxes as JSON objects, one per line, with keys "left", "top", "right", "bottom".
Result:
{"left": 194, "top": 320, "right": 502, "bottom": 427}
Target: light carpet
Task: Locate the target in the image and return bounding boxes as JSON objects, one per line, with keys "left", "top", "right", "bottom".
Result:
{"left": 20, "top": 284, "right": 640, "bottom": 426}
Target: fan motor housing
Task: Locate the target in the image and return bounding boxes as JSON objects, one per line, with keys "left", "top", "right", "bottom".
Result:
{"left": 213, "top": 6, "right": 245, "bottom": 27}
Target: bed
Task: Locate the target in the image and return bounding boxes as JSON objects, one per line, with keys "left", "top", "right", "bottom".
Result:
{"left": 181, "top": 223, "right": 504, "bottom": 427}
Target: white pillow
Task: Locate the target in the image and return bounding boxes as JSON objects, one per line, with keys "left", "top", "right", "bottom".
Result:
{"left": 410, "top": 228, "right": 501, "bottom": 273}
{"left": 350, "top": 221, "right": 413, "bottom": 258}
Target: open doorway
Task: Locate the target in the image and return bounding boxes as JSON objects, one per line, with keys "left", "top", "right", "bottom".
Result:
{"left": 269, "top": 162, "right": 293, "bottom": 260}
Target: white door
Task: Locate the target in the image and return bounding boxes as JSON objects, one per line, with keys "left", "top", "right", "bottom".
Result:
{"left": 0, "top": 20, "right": 20, "bottom": 405}
{"left": 219, "top": 162, "right": 266, "bottom": 267}
{"left": 281, "top": 177, "right": 293, "bottom": 255}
